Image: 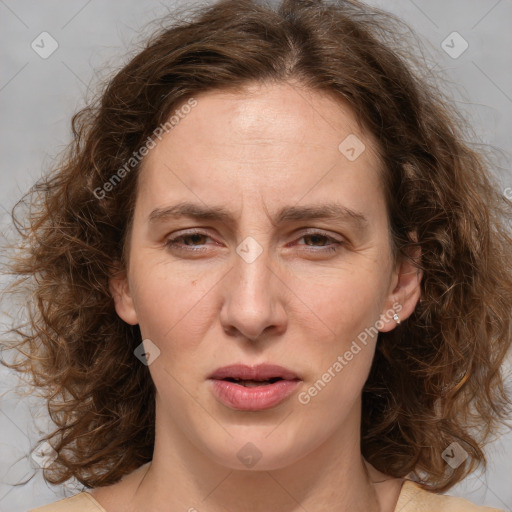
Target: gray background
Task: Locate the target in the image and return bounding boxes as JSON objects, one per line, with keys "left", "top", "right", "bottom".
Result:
{"left": 0, "top": 1, "right": 511, "bottom": 511}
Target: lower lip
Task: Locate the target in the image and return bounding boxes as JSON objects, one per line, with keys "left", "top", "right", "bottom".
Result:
{"left": 209, "top": 379, "right": 301, "bottom": 410}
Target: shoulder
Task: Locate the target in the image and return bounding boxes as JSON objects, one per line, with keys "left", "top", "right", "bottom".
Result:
{"left": 396, "top": 480, "right": 505, "bottom": 512}
{"left": 29, "top": 492, "right": 107, "bottom": 512}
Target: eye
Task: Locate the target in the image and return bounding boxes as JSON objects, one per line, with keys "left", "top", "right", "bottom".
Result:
{"left": 294, "top": 230, "right": 344, "bottom": 254}
{"left": 164, "top": 230, "right": 216, "bottom": 253}
{"left": 164, "top": 229, "right": 345, "bottom": 255}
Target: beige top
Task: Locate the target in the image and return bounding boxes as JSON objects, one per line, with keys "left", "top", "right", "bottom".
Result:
{"left": 29, "top": 480, "right": 505, "bottom": 512}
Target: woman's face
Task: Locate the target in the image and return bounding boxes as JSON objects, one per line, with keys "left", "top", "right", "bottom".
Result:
{"left": 111, "top": 81, "right": 420, "bottom": 470}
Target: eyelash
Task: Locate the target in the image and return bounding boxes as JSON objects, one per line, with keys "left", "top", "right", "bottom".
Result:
{"left": 163, "top": 229, "right": 344, "bottom": 254}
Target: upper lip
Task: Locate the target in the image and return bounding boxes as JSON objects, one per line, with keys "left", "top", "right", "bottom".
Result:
{"left": 208, "top": 364, "right": 300, "bottom": 381}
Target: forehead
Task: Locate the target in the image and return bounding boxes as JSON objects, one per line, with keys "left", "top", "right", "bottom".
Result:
{"left": 136, "top": 81, "right": 384, "bottom": 215}
{"left": 149, "top": 82, "right": 378, "bottom": 155}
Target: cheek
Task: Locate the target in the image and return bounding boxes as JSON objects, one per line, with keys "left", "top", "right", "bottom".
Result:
{"left": 293, "top": 264, "right": 386, "bottom": 338}
{"left": 297, "top": 280, "right": 381, "bottom": 412}
{"left": 292, "top": 264, "right": 387, "bottom": 403}
{"left": 130, "top": 259, "right": 219, "bottom": 351}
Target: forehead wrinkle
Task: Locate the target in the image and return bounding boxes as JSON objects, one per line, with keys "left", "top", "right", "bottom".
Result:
{"left": 147, "top": 200, "right": 369, "bottom": 234}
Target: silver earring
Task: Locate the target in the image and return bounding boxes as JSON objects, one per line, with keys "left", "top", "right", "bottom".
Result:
{"left": 393, "top": 313, "right": 401, "bottom": 325}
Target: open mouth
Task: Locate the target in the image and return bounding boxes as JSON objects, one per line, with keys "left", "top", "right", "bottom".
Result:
{"left": 210, "top": 372, "right": 301, "bottom": 410}
{"left": 222, "top": 377, "right": 284, "bottom": 387}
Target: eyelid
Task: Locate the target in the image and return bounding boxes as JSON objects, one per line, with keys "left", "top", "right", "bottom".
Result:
{"left": 295, "top": 227, "right": 345, "bottom": 241}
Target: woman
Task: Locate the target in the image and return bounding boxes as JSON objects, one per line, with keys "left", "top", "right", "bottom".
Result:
{"left": 3, "top": 0, "right": 511, "bottom": 510}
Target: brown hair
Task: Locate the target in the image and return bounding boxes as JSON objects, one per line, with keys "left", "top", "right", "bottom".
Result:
{"left": 2, "top": 0, "right": 511, "bottom": 493}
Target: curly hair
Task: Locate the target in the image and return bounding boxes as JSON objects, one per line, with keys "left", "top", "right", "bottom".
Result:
{"left": 2, "top": 0, "right": 511, "bottom": 494}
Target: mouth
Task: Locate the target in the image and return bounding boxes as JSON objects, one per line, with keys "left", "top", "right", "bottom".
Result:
{"left": 220, "top": 376, "right": 286, "bottom": 387}
{"left": 208, "top": 363, "right": 300, "bottom": 382}
{"left": 207, "top": 363, "right": 301, "bottom": 410}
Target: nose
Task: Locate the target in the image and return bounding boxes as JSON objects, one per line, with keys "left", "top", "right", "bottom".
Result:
{"left": 219, "top": 243, "right": 288, "bottom": 342}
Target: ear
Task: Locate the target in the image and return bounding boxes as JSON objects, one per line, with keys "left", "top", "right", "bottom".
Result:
{"left": 109, "top": 264, "right": 139, "bottom": 326}
{"left": 378, "top": 241, "right": 422, "bottom": 333}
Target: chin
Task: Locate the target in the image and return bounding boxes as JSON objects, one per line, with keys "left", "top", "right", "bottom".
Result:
{"left": 198, "top": 428, "right": 313, "bottom": 471}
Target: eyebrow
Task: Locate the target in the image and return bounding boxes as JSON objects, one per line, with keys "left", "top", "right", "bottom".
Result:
{"left": 148, "top": 201, "right": 369, "bottom": 230}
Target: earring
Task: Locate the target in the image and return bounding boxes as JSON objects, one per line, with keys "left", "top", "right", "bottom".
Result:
{"left": 393, "top": 313, "right": 401, "bottom": 325}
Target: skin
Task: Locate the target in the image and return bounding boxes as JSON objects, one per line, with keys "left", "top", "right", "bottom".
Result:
{"left": 98, "top": 80, "right": 422, "bottom": 512}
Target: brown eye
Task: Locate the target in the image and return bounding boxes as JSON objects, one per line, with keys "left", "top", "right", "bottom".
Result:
{"left": 302, "top": 234, "right": 331, "bottom": 246}
{"left": 179, "top": 233, "right": 209, "bottom": 246}
{"left": 164, "top": 230, "right": 215, "bottom": 253}
{"left": 295, "top": 231, "right": 344, "bottom": 254}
